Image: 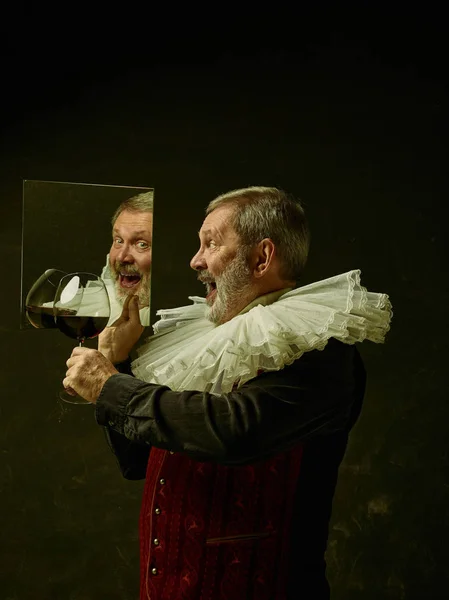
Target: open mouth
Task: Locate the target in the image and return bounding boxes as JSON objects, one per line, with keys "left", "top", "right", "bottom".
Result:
{"left": 205, "top": 281, "right": 217, "bottom": 302}
{"left": 119, "top": 273, "right": 142, "bottom": 289}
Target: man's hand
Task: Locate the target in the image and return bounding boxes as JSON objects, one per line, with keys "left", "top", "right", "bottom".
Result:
{"left": 98, "top": 294, "right": 144, "bottom": 364}
{"left": 64, "top": 347, "right": 118, "bottom": 403}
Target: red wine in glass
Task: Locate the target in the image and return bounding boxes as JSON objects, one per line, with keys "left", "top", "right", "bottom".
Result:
{"left": 55, "top": 314, "right": 110, "bottom": 341}
{"left": 25, "top": 270, "right": 111, "bottom": 405}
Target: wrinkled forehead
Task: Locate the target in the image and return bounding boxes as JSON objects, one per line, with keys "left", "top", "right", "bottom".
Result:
{"left": 113, "top": 210, "right": 153, "bottom": 236}
{"left": 200, "top": 205, "right": 237, "bottom": 238}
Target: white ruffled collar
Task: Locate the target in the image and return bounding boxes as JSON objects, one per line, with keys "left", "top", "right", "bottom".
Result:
{"left": 132, "top": 270, "right": 392, "bottom": 394}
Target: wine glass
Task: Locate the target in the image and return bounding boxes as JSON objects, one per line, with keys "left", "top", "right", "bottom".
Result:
{"left": 53, "top": 272, "right": 111, "bottom": 404}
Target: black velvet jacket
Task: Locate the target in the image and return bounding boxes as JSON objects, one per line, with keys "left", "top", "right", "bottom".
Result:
{"left": 96, "top": 338, "right": 365, "bottom": 471}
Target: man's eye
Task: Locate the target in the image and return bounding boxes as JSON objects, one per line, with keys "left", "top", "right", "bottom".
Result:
{"left": 114, "top": 238, "right": 123, "bottom": 245}
{"left": 137, "top": 241, "right": 149, "bottom": 249}
{"left": 207, "top": 240, "right": 217, "bottom": 248}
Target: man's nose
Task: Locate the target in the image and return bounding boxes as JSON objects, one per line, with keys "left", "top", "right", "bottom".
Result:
{"left": 117, "top": 244, "right": 134, "bottom": 263}
{"left": 190, "top": 248, "right": 206, "bottom": 271}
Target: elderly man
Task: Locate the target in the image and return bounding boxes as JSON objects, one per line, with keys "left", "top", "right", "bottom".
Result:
{"left": 65, "top": 187, "right": 391, "bottom": 600}
{"left": 101, "top": 190, "right": 153, "bottom": 327}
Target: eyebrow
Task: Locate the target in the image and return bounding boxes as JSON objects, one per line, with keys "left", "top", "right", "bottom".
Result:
{"left": 113, "top": 229, "right": 152, "bottom": 238}
{"left": 199, "top": 228, "right": 223, "bottom": 240}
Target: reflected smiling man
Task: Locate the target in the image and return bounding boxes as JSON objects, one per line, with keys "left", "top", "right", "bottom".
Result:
{"left": 101, "top": 190, "right": 153, "bottom": 326}
{"left": 65, "top": 186, "right": 392, "bottom": 600}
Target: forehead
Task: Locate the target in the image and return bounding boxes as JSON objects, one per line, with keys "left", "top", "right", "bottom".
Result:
{"left": 200, "top": 205, "right": 237, "bottom": 236}
{"left": 114, "top": 210, "right": 153, "bottom": 235}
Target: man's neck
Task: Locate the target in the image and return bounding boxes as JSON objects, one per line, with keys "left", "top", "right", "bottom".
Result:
{"left": 238, "top": 287, "right": 293, "bottom": 316}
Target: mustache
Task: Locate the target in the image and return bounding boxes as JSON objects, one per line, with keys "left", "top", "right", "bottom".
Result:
{"left": 197, "top": 270, "right": 215, "bottom": 284}
{"left": 113, "top": 263, "right": 142, "bottom": 276}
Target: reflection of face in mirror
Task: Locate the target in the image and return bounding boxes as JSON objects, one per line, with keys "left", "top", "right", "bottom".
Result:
{"left": 107, "top": 192, "right": 153, "bottom": 312}
{"left": 21, "top": 180, "right": 154, "bottom": 330}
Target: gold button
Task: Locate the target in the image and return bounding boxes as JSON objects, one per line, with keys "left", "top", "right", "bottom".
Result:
{"left": 153, "top": 538, "right": 160, "bottom": 546}
{"left": 169, "top": 451, "right": 175, "bottom": 455}
{"left": 151, "top": 567, "right": 158, "bottom": 576}
{"left": 159, "top": 478, "right": 166, "bottom": 485}
{"left": 155, "top": 507, "right": 161, "bottom": 515}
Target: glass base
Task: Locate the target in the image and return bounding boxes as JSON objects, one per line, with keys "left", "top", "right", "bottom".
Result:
{"left": 59, "top": 389, "right": 91, "bottom": 405}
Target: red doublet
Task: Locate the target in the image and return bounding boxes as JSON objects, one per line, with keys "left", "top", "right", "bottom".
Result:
{"left": 139, "top": 445, "right": 303, "bottom": 600}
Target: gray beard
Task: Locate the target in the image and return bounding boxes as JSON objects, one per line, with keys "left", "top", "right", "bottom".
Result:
{"left": 206, "top": 250, "right": 252, "bottom": 325}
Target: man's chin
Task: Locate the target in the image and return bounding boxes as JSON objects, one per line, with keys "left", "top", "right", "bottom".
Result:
{"left": 205, "top": 305, "right": 219, "bottom": 324}
{"left": 115, "top": 282, "right": 135, "bottom": 300}
{"left": 205, "top": 296, "right": 230, "bottom": 325}
{"left": 114, "top": 281, "right": 149, "bottom": 307}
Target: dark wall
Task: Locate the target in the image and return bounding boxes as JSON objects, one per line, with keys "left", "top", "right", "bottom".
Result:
{"left": 1, "top": 9, "right": 447, "bottom": 600}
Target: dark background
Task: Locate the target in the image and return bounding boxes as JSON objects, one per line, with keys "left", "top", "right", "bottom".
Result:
{"left": 0, "top": 6, "right": 447, "bottom": 600}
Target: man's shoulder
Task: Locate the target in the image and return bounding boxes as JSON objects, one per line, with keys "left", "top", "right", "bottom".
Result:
{"left": 244, "top": 338, "right": 366, "bottom": 425}
{"left": 294, "top": 337, "right": 361, "bottom": 368}
{"left": 258, "top": 338, "right": 364, "bottom": 388}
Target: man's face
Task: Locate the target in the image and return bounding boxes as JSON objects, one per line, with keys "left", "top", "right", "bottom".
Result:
{"left": 190, "top": 205, "right": 254, "bottom": 324}
{"left": 109, "top": 209, "right": 153, "bottom": 306}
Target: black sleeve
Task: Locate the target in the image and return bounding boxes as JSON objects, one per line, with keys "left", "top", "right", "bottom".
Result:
{"left": 102, "top": 357, "right": 150, "bottom": 480}
{"left": 96, "top": 339, "right": 363, "bottom": 466}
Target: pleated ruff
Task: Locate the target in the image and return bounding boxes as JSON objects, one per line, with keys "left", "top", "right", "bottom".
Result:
{"left": 132, "top": 270, "right": 392, "bottom": 394}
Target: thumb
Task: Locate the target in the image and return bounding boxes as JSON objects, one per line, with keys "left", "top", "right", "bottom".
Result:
{"left": 111, "top": 293, "right": 134, "bottom": 326}
{"left": 128, "top": 295, "right": 143, "bottom": 326}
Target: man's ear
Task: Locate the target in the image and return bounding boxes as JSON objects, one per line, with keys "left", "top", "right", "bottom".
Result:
{"left": 252, "top": 238, "right": 276, "bottom": 278}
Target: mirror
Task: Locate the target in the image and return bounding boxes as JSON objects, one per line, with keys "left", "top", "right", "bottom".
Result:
{"left": 21, "top": 180, "right": 154, "bottom": 329}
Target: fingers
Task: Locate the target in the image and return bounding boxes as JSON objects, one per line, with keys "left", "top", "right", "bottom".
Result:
{"left": 64, "top": 352, "right": 117, "bottom": 403}
{"left": 67, "top": 347, "right": 98, "bottom": 369}
{"left": 64, "top": 384, "right": 77, "bottom": 396}
{"left": 70, "top": 346, "right": 93, "bottom": 358}
{"left": 62, "top": 374, "right": 77, "bottom": 395}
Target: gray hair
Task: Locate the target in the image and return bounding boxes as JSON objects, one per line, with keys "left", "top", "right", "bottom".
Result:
{"left": 111, "top": 190, "right": 154, "bottom": 226}
{"left": 206, "top": 186, "right": 310, "bottom": 281}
